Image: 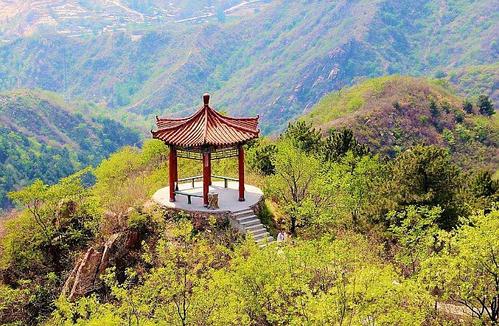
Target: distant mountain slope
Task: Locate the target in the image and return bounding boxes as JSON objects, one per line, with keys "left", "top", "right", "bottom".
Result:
{"left": 304, "top": 76, "right": 498, "bottom": 169}
{"left": 444, "top": 64, "right": 499, "bottom": 105}
{"left": 0, "top": 0, "right": 497, "bottom": 133}
{"left": 0, "top": 0, "right": 246, "bottom": 40}
{"left": 0, "top": 90, "right": 140, "bottom": 209}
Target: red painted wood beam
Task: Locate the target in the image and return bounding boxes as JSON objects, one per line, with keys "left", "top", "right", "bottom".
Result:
{"left": 238, "top": 146, "right": 245, "bottom": 201}
{"left": 169, "top": 146, "right": 177, "bottom": 202}
{"left": 203, "top": 152, "right": 210, "bottom": 206}
{"left": 207, "top": 152, "right": 212, "bottom": 185}
{"left": 173, "top": 148, "right": 178, "bottom": 190}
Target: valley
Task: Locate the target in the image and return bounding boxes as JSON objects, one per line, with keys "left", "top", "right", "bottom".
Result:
{"left": 0, "top": 0, "right": 496, "bottom": 133}
{"left": 0, "top": 1, "right": 497, "bottom": 324}
{"left": 0, "top": 89, "right": 140, "bottom": 210}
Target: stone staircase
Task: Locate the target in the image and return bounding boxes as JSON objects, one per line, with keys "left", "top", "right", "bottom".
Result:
{"left": 231, "top": 208, "right": 273, "bottom": 246}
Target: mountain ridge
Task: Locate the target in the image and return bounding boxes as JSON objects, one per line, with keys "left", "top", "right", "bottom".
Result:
{"left": 304, "top": 75, "right": 498, "bottom": 169}
{"left": 0, "top": 0, "right": 496, "bottom": 133}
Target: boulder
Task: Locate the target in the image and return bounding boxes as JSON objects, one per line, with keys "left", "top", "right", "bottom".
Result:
{"left": 62, "top": 231, "right": 139, "bottom": 301}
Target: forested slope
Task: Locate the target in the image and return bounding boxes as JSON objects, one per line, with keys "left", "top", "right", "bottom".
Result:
{"left": 0, "top": 90, "right": 140, "bottom": 209}
{"left": 304, "top": 76, "right": 498, "bottom": 170}
{"left": 0, "top": 0, "right": 496, "bottom": 132}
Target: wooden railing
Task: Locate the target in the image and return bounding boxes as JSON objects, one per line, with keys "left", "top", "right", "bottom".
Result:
{"left": 175, "top": 175, "right": 238, "bottom": 190}
{"left": 175, "top": 175, "right": 203, "bottom": 190}
{"left": 211, "top": 175, "right": 238, "bottom": 188}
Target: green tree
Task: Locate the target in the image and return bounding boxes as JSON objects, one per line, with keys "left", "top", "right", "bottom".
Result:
{"left": 314, "top": 152, "right": 387, "bottom": 231}
{"left": 266, "top": 139, "right": 322, "bottom": 235}
{"left": 421, "top": 209, "right": 499, "bottom": 323}
{"left": 429, "top": 99, "right": 439, "bottom": 117}
{"left": 477, "top": 94, "right": 495, "bottom": 116}
{"left": 390, "top": 146, "right": 462, "bottom": 229}
{"left": 247, "top": 139, "right": 277, "bottom": 175}
{"left": 468, "top": 169, "right": 497, "bottom": 198}
{"left": 200, "top": 236, "right": 431, "bottom": 325}
{"left": 283, "top": 121, "right": 322, "bottom": 154}
{"left": 387, "top": 206, "right": 445, "bottom": 275}
{"left": 462, "top": 99, "right": 473, "bottom": 114}
{"left": 321, "top": 128, "right": 369, "bottom": 162}
{"left": 5, "top": 169, "right": 96, "bottom": 274}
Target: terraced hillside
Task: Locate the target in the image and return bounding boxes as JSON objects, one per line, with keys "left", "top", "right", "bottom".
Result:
{"left": 304, "top": 76, "right": 498, "bottom": 169}
{"left": 0, "top": 90, "right": 140, "bottom": 209}
{"left": 0, "top": 0, "right": 255, "bottom": 41}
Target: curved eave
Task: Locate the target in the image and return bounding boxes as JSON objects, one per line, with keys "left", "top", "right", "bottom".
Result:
{"left": 152, "top": 105, "right": 260, "bottom": 148}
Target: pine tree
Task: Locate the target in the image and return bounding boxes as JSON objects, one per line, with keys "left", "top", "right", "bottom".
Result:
{"left": 477, "top": 95, "right": 494, "bottom": 116}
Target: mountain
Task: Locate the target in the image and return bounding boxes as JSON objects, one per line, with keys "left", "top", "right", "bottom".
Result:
{"left": 0, "top": 0, "right": 497, "bottom": 133}
{"left": 444, "top": 63, "right": 499, "bottom": 105}
{"left": 304, "top": 76, "right": 498, "bottom": 170}
{"left": 0, "top": 90, "right": 141, "bottom": 210}
{"left": 0, "top": 0, "right": 248, "bottom": 41}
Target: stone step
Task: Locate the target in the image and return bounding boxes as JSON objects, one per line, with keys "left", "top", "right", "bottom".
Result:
{"left": 247, "top": 228, "right": 268, "bottom": 236}
{"left": 233, "top": 210, "right": 255, "bottom": 219}
{"left": 244, "top": 224, "right": 266, "bottom": 232}
{"left": 238, "top": 215, "right": 258, "bottom": 224}
{"left": 232, "top": 208, "right": 254, "bottom": 214}
{"left": 253, "top": 232, "right": 270, "bottom": 241}
{"left": 256, "top": 236, "right": 274, "bottom": 246}
{"left": 240, "top": 218, "right": 260, "bottom": 228}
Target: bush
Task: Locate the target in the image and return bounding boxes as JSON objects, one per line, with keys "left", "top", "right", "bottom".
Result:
{"left": 477, "top": 94, "right": 494, "bottom": 116}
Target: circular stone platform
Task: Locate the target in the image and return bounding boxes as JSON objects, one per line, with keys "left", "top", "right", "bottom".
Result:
{"left": 152, "top": 181, "right": 264, "bottom": 213}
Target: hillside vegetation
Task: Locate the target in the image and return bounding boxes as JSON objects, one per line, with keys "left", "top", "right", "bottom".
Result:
{"left": 0, "top": 90, "right": 140, "bottom": 210}
{"left": 0, "top": 125, "right": 497, "bottom": 324}
{"left": 0, "top": 0, "right": 496, "bottom": 132}
{"left": 444, "top": 63, "right": 499, "bottom": 104}
{"left": 304, "top": 76, "right": 498, "bottom": 169}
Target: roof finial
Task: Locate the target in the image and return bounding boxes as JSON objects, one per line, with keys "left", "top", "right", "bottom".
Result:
{"left": 203, "top": 93, "right": 210, "bottom": 106}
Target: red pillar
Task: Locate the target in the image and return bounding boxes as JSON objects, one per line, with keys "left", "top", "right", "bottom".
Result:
{"left": 238, "top": 146, "right": 245, "bottom": 201}
{"left": 207, "top": 152, "right": 212, "bottom": 185}
{"left": 173, "top": 149, "right": 178, "bottom": 190}
{"left": 169, "top": 146, "right": 177, "bottom": 202}
{"left": 203, "top": 152, "right": 210, "bottom": 206}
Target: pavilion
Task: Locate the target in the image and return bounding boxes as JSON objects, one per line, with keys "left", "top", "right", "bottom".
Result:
{"left": 151, "top": 93, "right": 260, "bottom": 208}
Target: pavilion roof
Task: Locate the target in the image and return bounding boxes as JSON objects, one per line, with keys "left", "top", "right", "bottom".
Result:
{"left": 151, "top": 94, "right": 259, "bottom": 148}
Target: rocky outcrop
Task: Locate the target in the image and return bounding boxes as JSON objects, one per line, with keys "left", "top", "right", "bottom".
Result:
{"left": 62, "top": 231, "right": 139, "bottom": 301}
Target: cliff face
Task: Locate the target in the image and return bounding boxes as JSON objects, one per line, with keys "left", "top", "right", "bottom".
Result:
{"left": 63, "top": 230, "right": 140, "bottom": 301}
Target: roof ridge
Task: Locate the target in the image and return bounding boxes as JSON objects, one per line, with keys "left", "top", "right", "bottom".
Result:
{"left": 212, "top": 109, "right": 259, "bottom": 122}
{"left": 202, "top": 105, "right": 209, "bottom": 144}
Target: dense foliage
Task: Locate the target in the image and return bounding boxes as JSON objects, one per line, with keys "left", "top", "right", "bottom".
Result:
{"left": 1, "top": 117, "right": 497, "bottom": 324}
{"left": 0, "top": 90, "right": 140, "bottom": 210}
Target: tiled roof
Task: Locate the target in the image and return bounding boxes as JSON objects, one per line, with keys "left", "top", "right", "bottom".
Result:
{"left": 152, "top": 94, "right": 259, "bottom": 148}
